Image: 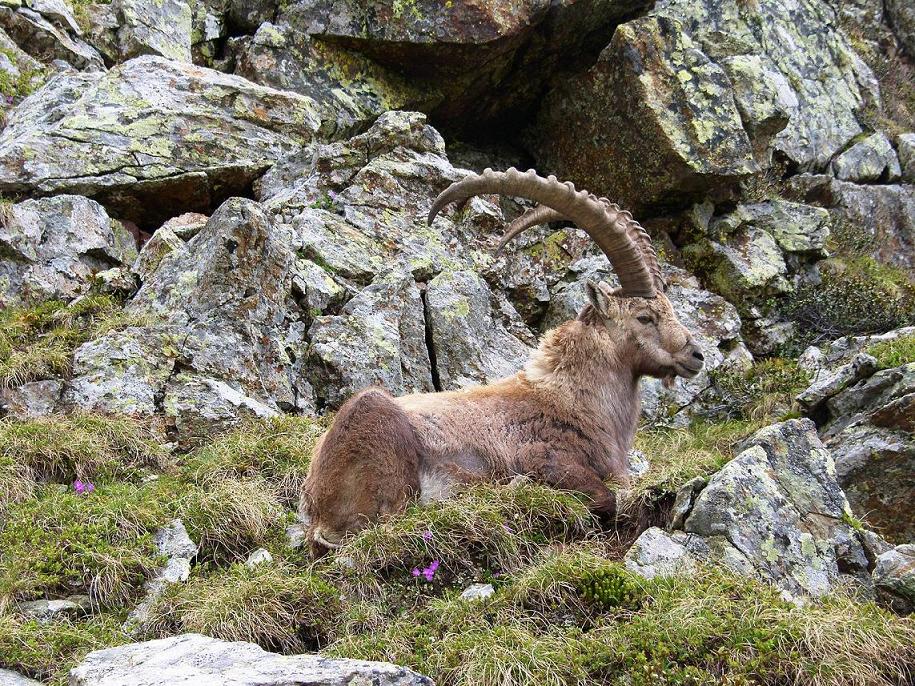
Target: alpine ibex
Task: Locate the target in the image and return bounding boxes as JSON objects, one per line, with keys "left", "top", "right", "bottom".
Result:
{"left": 301, "top": 168, "right": 704, "bottom": 555}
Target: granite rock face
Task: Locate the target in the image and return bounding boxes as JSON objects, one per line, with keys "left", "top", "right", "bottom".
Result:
{"left": 69, "top": 634, "right": 433, "bottom": 686}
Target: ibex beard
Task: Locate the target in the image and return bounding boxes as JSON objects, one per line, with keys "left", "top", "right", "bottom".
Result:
{"left": 301, "top": 168, "right": 705, "bottom": 556}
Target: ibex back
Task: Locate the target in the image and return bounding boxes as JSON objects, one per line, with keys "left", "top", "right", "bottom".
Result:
{"left": 301, "top": 168, "right": 704, "bottom": 556}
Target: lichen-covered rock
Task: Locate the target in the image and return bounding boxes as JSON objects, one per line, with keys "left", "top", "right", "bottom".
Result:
{"left": 307, "top": 267, "right": 434, "bottom": 408}
{"left": 0, "top": 27, "right": 45, "bottom": 113}
{"left": 533, "top": 13, "right": 757, "bottom": 213}
{"left": 886, "top": 0, "right": 915, "bottom": 57}
{"left": 0, "top": 379, "right": 62, "bottom": 418}
{"left": 0, "top": 4, "right": 103, "bottom": 69}
{"left": 642, "top": 419, "right": 873, "bottom": 599}
{"left": 624, "top": 527, "right": 695, "bottom": 580}
{"left": 24, "top": 0, "right": 81, "bottom": 34}
{"left": 16, "top": 595, "right": 91, "bottom": 622}
{"left": 0, "top": 668, "right": 42, "bottom": 685}
{"left": 126, "top": 519, "right": 198, "bottom": 629}
{"left": 830, "top": 133, "right": 902, "bottom": 183}
{"left": 0, "top": 56, "right": 325, "bottom": 227}
{"left": 0, "top": 195, "right": 137, "bottom": 306}
{"left": 235, "top": 21, "right": 430, "bottom": 135}
{"left": 796, "top": 352, "right": 878, "bottom": 415}
{"left": 898, "top": 133, "right": 915, "bottom": 183}
{"left": 873, "top": 544, "right": 915, "bottom": 614}
{"left": 711, "top": 200, "right": 831, "bottom": 258}
{"left": 426, "top": 270, "right": 531, "bottom": 390}
{"left": 821, "top": 363, "right": 915, "bottom": 543}
{"left": 69, "top": 634, "right": 433, "bottom": 686}
{"left": 109, "top": 0, "right": 193, "bottom": 62}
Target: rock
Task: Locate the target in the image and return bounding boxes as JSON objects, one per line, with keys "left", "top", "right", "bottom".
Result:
{"left": 796, "top": 352, "right": 878, "bottom": 415}
{"left": 658, "top": 419, "right": 871, "bottom": 599}
{"left": 285, "top": 523, "right": 307, "bottom": 549}
{"left": 0, "top": 669, "right": 42, "bottom": 685}
{"left": 69, "top": 634, "right": 433, "bottom": 686}
{"left": 831, "top": 133, "right": 902, "bottom": 183}
{"left": 307, "top": 267, "right": 434, "bottom": 408}
{"left": 190, "top": 0, "right": 226, "bottom": 65}
{"left": 66, "top": 199, "right": 309, "bottom": 438}
{"left": 886, "top": 0, "right": 915, "bottom": 57}
{"left": 822, "top": 363, "right": 915, "bottom": 543}
{"left": 0, "top": 27, "right": 45, "bottom": 113}
{"left": 873, "top": 544, "right": 915, "bottom": 614}
{"left": 126, "top": 519, "right": 198, "bottom": 629}
{"left": 235, "top": 21, "right": 428, "bottom": 135}
{"left": 669, "top": 476, "right": 707, "bottom": 530}
{"left": 92, "top": 267, "right": 138, "bottom": 298}
{"left": 17, "top": 594, "right": 91, "bottom": 622}
{"left": 24, "top": 0, "right": 81, "bottom": 34}
{"left": 711, "top": 200, "right": 831, "bottom": 258}
{"left": 683, "top": 224, "right": 789, "bottom": 312}
{"left": 898, "top": 133, "right": 915, "bottom": 183}
{"left": 533, "top": 13, "right": 757, "bottom": 213}
{"left": 544, "top": 258, "right": 744, "bottom": 420}
{"left": 0, "top": 5, "right": 103, "bottom": 69}
{"left": 460, "top": 583, "right": 495, "bottom": 601}
{"left": 0, "top": 56, "right": 325, "bottom": 228}
{"left": 111, "top": 0, "right": 192, "bottom": 62}
{"left": 624, "top": 527, "right": 695, "bottom": 580}
{"left": 0, "top": 195, "right": 137, "bottom": 307}
{"left": 0, "top": 379, "right": 62, "bottom": 418}
{"left": 425, "top": 270, "right": 531, "bottom": 390}
{"left": 245, "top": 548, "right": 273, "bottom": 568}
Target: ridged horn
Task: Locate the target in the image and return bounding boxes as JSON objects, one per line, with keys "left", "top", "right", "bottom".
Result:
{"left": 429, "top": 168, "right": 656, "bottom": 297}
{"left": 496, "top": 204, "right": 565, "bottom": 253}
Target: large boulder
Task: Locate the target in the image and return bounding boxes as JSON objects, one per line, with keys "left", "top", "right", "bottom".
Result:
{"left": 0, "top": 195, "right": 137, "bottom": 306}
{"left": 0, "top": 56, "right": 325, "bottom": 228}
{"left": 534, "top": 0, "right": 876, "bottom": 210}
{"left": 627, "top": 420, "right": 872, "bottom": 600}
{"left": 64, "top": 199, "right": 305, "bottom": 439}
{"left": 69, "top": 634, "right": 432, "bottom": 686}
{"left": 830, "top": 133, "right": 902, "bottom": 183}
{"left": 87, "top": 0, "right": 194, "bottom": 63}
{"left": 873, "top": 544, "right": 915, "bottom": 614}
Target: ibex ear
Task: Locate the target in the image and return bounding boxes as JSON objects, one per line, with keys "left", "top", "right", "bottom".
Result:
{"left": 584, "top": 280, "right": 621, "bottom": 320}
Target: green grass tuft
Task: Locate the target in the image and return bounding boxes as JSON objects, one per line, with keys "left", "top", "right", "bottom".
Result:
{"left": 0, "top": 295, "right": 140, "bottom": 388}
{"left": 143, "top": 561, "right": 339, "bottom": 652}
{"left": 867, "top": 333, "right": 915, "bottom": 371}
{"left": 711, "top": 357, "right": 810, "bottom": 422}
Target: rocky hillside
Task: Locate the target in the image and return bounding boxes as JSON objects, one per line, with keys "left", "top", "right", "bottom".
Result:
{"left": 0, "top": 0, "right": 914, "bottom": 684}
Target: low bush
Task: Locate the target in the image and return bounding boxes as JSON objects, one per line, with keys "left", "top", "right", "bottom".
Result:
{"left": 711, "top": 358, "right": 810, "bottom": 421}
{"left": 867, "top": 333, "right": 915, "bottom": 370}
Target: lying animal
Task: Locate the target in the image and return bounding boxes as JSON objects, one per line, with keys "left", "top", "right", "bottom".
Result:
{"left": 301, "top": 168, "right": 704, "bottom": 555}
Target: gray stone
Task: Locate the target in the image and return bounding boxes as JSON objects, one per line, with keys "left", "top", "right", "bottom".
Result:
{"left": 712, "top": 200, "right": 831, "bottom": 257}
{"left": 17, "top": 595, "right": 91, "bottom": 622}
{"left": 245, "top": 548, "right": 273, "bottom": 568}
{"left": 285, "top": 523, "right": 307, "bottom": 549}
{"left": 831, "top": 133, "right": 902, "bottom": 183}
{"left": 898, "top": 133, "right": 915, "bottom": 183}
{"left": 0, "top": 195, "right": 137, "bottom": 307}
{"left": 0, "top": 56, "right": 324, "bottom": 228}
{"left": 681, "top": 419, "right": 866, "bottom": 598}
{"left": 796, "top": 352, "right": 878, "bottom": 414}
{"left": 126, "top": 519, "right": 198, "bottom": 629}
{"left": 669, "top": 476, "right": 707, "bottom": 530}
{"left": 0, "top": 379, "right": 61, "bottom": 418}
{"left": 307, "top": 268, "right": 434, "bottom": 409}
{"left": 24, "top": 0, "right": 80, "bottom": 34}
{"left": 873, "top": 544, "right": 915, "bottom": 614}
{"left": 0, "top": 669, "right": 42, "bottom": 685}
{"left": 0, "top": 5, "right": 103, "bottom": 69}
{"left": 426, "top": 270, "right": 532, "bottom": 390}
{"left": 624, "top": 527, "right": 695, "bottom": 580}
{"left": 112, "top": 0, "right": 192, "bottom": 62}
{"left": 886, "top": 0, "right": 915, "bottom": 57}
{"left": 460, "top": 583, "right": 495, "bottom": 601}
{"left": 69, "top": 634, "right": 433, "bottom": 686}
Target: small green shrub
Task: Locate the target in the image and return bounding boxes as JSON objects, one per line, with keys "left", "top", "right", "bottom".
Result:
{"left": 0, "top": 613, "right": 128, "bottom": 685}
{"left": 0, "top": 482, "right": 169, "bottom": 609}
{"left": 867, "top": 333, "right": 915, "bottom": 370}
{"left": 783, "top": 257, "right": 915, "bottom": 350}
{"left": 0, "top": 295, "right": 139, "bottom": 388}
{"left": 712, "top": 358, "right": 810, "bottom": 421}
{"left": 578, "top": 565, "right": 643, "bottom": 611}
{"left": 144, "top": 562, "right": 339, "bottom": 652}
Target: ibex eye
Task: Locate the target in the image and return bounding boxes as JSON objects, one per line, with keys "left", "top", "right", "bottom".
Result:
{"left": 637, "top": 315, "right": 653, "bottom": 325}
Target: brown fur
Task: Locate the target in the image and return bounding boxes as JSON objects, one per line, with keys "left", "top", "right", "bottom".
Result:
{"left": 301, "top": 283, "right": 704, "bottom": 554}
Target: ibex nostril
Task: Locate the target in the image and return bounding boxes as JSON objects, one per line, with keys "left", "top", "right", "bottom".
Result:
{"left": 693, "top": 350, "right": 705, "bottom": 362}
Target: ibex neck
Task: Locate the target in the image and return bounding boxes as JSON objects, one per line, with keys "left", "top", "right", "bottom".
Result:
{"left": 523, "top": 320, "right": 641, "bottom": 447}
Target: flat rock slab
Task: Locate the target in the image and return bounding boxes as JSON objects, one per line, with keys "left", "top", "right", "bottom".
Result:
{"left": 0, "top": 55, "right": 324, "bottom": 227}
{"left": 69, "top": 633, "right": 433, "bottom": 686}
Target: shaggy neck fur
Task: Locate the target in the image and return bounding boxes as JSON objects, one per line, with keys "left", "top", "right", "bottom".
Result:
{"left": 523, "top": 311, "right": 641, "bottom": 462}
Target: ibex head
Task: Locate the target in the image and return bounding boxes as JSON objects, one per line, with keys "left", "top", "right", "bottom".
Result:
{"left": 429, "top": 168, "right": 703, "bottom": 386}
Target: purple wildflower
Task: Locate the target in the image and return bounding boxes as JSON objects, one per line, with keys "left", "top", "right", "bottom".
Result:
{"left": 502, "top": 523, "right": 514, "bottom": 534}
{"left": 421, "top": 530, "right": 433, "bottom": 542}
{"left": 73, "top": 480, "right": 95, "bottom": 495}
{"left": 411, "top": 567, "right": 421, "bottom": 577}
{"left": 422, "top": 560, "right": 440, "bottom": 581}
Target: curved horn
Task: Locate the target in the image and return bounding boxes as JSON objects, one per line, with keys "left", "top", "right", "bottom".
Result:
{"left": 496, "top": 204, "right": 566, "bottom": 253}
{"left": 429, "top": 168, "right": 656, "bottom": 297}
{"left": 597, "top": 199, "right": 666, "bottom": 293}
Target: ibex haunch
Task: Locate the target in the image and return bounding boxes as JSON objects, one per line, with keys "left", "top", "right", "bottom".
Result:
{"left": 301, "top": 168, "right": 704, "bottom": 555}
